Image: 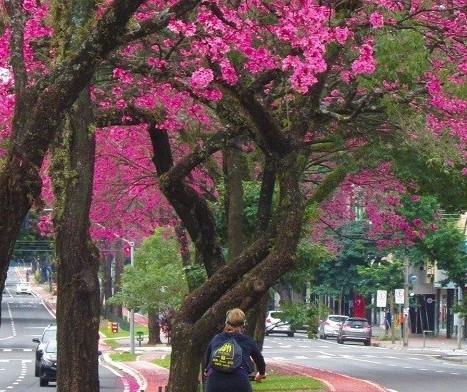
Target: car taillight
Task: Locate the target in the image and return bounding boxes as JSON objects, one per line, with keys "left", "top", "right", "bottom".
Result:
{"left": 324, "top": 321, "right": 330, "bottom": 326}
{"left": 266, "top": 318, "right": 271, "bottom": 323}
{"left": 343, "top": 325, "right": 350, "bottom": 330}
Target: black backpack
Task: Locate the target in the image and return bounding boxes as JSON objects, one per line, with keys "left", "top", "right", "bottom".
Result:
{"left": 210, "top": 336, "right": 243, "bottom": 372}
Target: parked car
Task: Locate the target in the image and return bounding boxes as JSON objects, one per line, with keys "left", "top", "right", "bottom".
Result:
{"left": 337, "top": 317, "right": 372, "bottom": 346}
{"left": 33, "top": 324, "right": 57, "bottom": 377}
{"left": 16, "top": 281, "right": 32, "bottom": 295}
{"left": 265, "top": 310, "right": 294, "bottom": 337}
{"left": 319, "top": 315, "right": 348, "bottom": 339}
{"left": 38, "top": 338, "right": 57, "bottom": 386}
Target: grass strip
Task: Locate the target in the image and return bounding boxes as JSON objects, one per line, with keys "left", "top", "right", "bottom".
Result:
{"left": 108, "top": 352, "right": 138, "bottom": 362}
{"left": 252, "top": 375, "right": 323, "bottom": 391}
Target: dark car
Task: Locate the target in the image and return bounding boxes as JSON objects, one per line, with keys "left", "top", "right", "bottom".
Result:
{"left": 33, "top": 324, "right": 57, "bottom": 377}
{"left": 38, "top": 338, "right": 57, "bottom": 386}
{"left": 337, "top": 317, "right": 372, "bottom": 346}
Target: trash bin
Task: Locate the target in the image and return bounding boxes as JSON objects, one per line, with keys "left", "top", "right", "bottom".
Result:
{"left": 110, "top": 322, "right": 118, "bottom": 333}
{"left": 136, "top": 331, "right": 144, "bottom": 346}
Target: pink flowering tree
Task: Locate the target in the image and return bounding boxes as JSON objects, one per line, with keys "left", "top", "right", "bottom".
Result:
{"left": 1, "top": 1, "right": 467, "bottom": 391}
{"left": 78, "top": 2, "right": 466, "bottom": 390}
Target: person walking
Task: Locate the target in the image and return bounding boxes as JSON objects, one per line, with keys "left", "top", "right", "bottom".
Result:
{"left": 204, "top": 308, "right": 266, "bottom": 392}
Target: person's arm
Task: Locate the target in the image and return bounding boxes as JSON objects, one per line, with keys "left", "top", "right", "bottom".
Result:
{"left": 204, "top": 342, "right": 212, "bottom": 375}
{"left": 250, "top": 341, "right": 266, "bottom": 380}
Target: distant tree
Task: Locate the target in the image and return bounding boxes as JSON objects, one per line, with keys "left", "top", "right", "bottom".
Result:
{"left": 418, "top": 222, "right": 467, "bottom": 318}
{"left": 111, "top": 228, "right": 188, "bottom": 343}
{"left": 314, "top": 221, "right": 378, "bottom": 312}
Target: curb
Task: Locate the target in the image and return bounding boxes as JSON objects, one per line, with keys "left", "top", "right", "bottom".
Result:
{"left": 436, "top": 354, "right": 467, "bottom": 363}
{"left": 102, "top": 353, "right": 147, "bottom": 392}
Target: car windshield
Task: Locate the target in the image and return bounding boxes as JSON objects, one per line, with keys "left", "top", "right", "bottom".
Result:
{"left": 270, "top": 312, "right": 283, "bottom": 319}
{"left": 45, "top": 340, "right": 57, "bottom": 353}
{"left": 329, "top": 316, "right": 347, "bottom": 322}
{"left": 42, "top": 329, "right": 56, "bottom": 343}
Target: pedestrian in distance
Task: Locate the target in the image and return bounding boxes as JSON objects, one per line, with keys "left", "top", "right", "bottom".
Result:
{"left": 204, "top": 308, "right": 266, "bottom": 392}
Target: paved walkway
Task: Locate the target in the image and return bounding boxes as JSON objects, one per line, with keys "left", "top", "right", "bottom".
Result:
{"left": 19, "top": 268, "right": 467, "bottom": 391}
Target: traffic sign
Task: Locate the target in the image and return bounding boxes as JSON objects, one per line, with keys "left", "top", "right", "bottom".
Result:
{"left": 395, "top": 289, "right": 404, "bottom": 304}
{"left": 376, "top": 289, "right": 387, "bottom": 308}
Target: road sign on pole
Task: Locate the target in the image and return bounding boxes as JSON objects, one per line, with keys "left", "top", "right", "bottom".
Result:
{"left": 376, "top": 289, "right": 387, "bottom": 308}
{"left": 395, "top": 289, "right": 404, "bottom": 304}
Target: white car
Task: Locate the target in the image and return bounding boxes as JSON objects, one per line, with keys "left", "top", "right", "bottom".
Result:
{"left": 319, "top": 314, "right": 348, "bottom": 339}
{"left": 265, "top": 310, "right": 294, "bottom": 337}
{"left": 16, "top": 281, "right": 32, "bottom": 295}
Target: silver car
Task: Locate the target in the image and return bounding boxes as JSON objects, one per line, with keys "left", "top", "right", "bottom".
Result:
{"left": 265, "top": 310, "right": 294, "bottom": 337}
{"left": 337, "top": 317, "right": 372, "bottom": 346}
{"left": 319, "top": 315, "right": 348, "bottom": 339}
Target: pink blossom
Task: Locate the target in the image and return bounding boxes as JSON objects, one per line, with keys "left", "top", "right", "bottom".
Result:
{"left": 369, "top": 12, "right": 384, "bottom": 29}
{"left": 113, "top": 68, "right": 133, "bottom": 84}
{"left": 190, "top": 68, "right": 214, "bottom": 89}
{"left": 412, "top": 218, "right": 423, "bottom": 226}
{"left": 334, "top": 26, "right": 350, "bottom": 44}
{"left": 202, "top": 89, "right": 222, "bottom": 101}
{"left": 147, "top": 57, "right": 167, "bottom": 68}
{"left": 220, "top": 60, "right": 238, "bottom": 85}
{"left": 351, "top": 40, "right": 376, "bottom": 75}
{"left": 168, "top": 20, "right": 197, "bottom": 37}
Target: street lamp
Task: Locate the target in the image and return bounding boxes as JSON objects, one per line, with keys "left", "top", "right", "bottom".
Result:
{"left": 403, "top": 255, "right": 409, "bottom": 347}
{"left": 128, "top": 240, "right": 135, "bottom": 355}
{"left": 111, "top": 236, "right": 135, "bottom": 355}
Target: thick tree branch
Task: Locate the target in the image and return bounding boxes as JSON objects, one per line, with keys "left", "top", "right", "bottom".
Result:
{"left": 147, "top": 124, "right": 225, "bottom": 276}
{"left": 121, "top": 0, "right": 202, "bottom": 43}
{"left": 4, "top": 0, "right": 28, "bottom": 100}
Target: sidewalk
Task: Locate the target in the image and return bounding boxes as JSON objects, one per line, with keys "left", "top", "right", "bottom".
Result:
{"left": 20, "top": 268, "right": 467, "bottom": 392}
{"left": 371, "top": 326, "right": 467, "bottom": 362}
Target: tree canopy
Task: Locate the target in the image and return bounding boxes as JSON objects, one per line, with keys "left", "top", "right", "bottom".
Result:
{"left": 1, "top": 1, "right": 466, "bottom": 391}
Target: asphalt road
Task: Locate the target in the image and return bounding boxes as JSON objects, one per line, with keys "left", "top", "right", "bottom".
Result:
{"left": 263, "top": 333, "right": 467, "bottom": 392}
{"left": 0, "top": 269, "right": 126, "bottom": 392}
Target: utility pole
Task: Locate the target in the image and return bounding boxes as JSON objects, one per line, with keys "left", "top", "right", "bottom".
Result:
{"left": 403, "top": 255, "right": 409, "bottom": 347}
{"left": 457, "top": 287, "right": 463, "bottom": 349}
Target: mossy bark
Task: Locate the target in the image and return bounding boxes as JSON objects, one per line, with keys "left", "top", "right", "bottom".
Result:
{"left": 52, "top": 87, "right": 101, "bottom": 392}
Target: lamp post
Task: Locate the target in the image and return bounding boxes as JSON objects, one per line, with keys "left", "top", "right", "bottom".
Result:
{"left": 129, "top": 240, "right": 135, "bottom": 355}
{"left": 116, "top": 237, "right": 135, "bottom": 355}
{"left": 403, "top": 255, "right": 409, "bottom": 347}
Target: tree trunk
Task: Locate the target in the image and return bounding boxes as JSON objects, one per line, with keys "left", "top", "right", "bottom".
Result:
{"left": 168, "top": 324, "right": 207, "bottom": 392}
{"left": 52, "top": 88, "right": 101, "bottom": 392}
{"left": 274, "top": 283, "right": 293, "bottom": 305}
{"left": 113, "top": 240, "right": 124, "bottom": 318}
{"left": 101, "top": 251, "right": 113, "bottom": 318}
{"left": 148, "top": 310, "right": 162, "bottom": 344}
{"left": 225, "top": 139, "right": 245, "bottom": 260}
{"left": 247, "top": 294, "right": 269, "bottom": 350}
{"left": 0, "top": 157, "right": 41, "bottom": 326}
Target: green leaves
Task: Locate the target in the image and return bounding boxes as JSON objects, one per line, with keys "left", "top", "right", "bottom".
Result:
{"left": 371, "top": 29, "right": 429, "bottom": 88}
{"left": 110, "top": 227, "right": 188, "bottom": 313}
